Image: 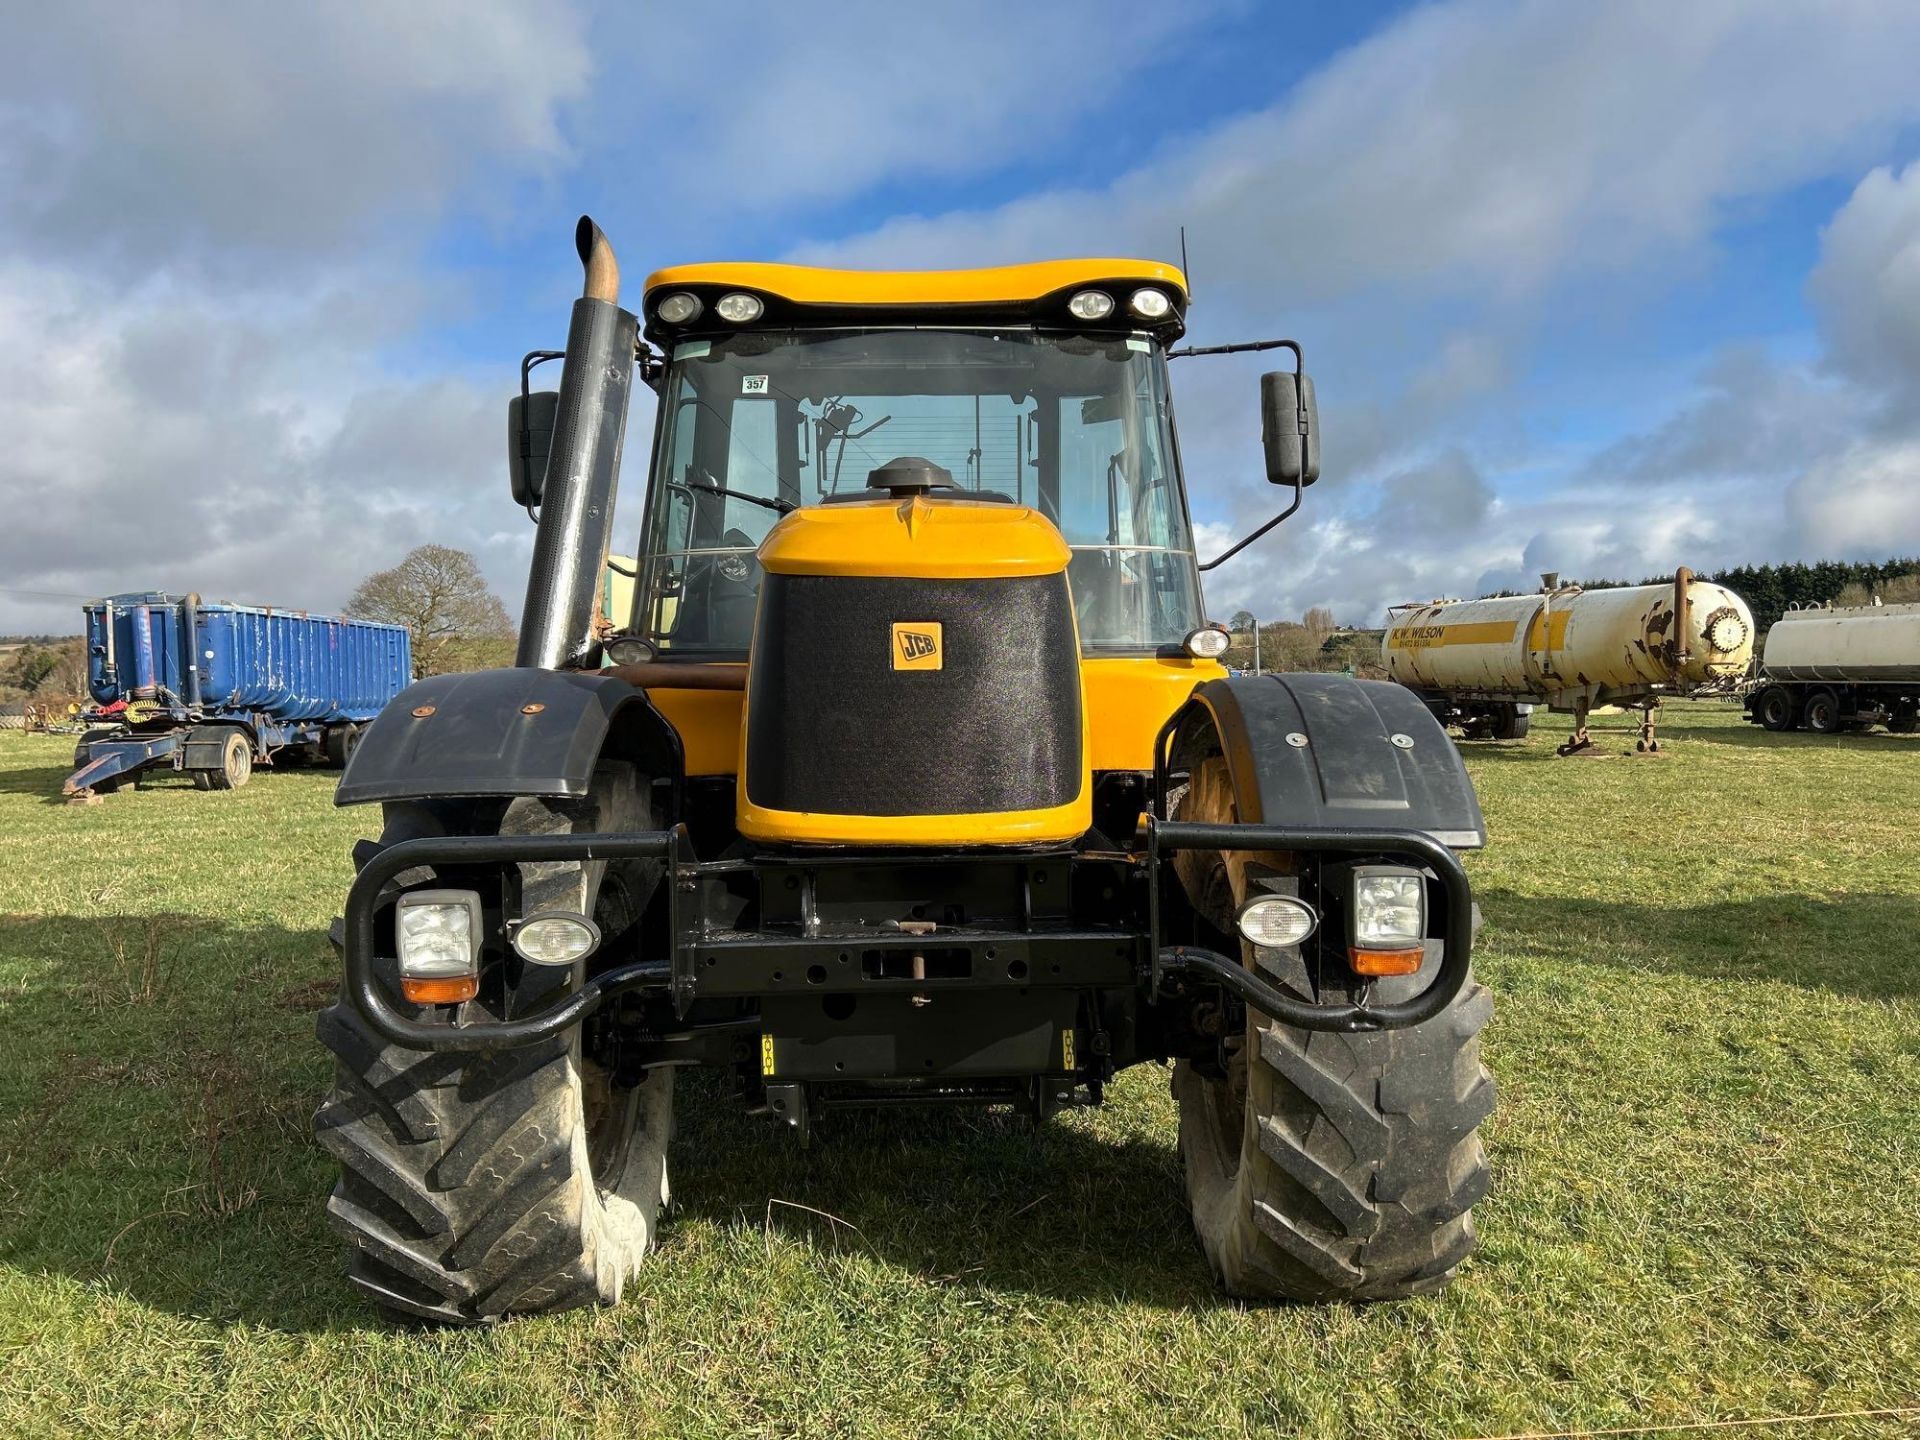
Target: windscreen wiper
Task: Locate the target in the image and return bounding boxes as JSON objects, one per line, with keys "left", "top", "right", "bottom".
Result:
{"left": 686, "top": 475, "right": 796, "bottom": 515}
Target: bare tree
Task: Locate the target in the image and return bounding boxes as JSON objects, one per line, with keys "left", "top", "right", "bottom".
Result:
{"left": 347, "top": 544, "right": 517, "bottom": 676}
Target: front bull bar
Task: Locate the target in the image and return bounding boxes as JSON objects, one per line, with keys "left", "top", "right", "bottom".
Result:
{"left": 345, "top": 831, "right": 678, "bottom": 1053}
{"left": 1145, "top": 819, "right": 1474, "bottom": 1033}
{"left": 343, "top": 821, "right": 1473, "bottom": 1053}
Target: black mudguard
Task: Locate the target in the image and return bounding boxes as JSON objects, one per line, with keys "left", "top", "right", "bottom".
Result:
{"left": 335, "top": 667, "right": 683, "bottom": 807}
{"left": 1169, "top": 672, "right": 1485, "bottom": 848}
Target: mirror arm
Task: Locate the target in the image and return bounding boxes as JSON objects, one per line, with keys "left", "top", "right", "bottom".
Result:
{"left": 1168, "top": 338, "right": 1302, "bottom": 366}
{"left": 1197, "top": 477, "right": 1302, "bottom": 571}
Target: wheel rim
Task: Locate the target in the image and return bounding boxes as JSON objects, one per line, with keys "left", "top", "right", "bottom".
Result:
{"left": 226, "top": 738, "right": 248, "bottom": 785}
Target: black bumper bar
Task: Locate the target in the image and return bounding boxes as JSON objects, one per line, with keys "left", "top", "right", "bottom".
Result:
{"left": 344, "top": 821, "right": 1472, "bottom": 1051}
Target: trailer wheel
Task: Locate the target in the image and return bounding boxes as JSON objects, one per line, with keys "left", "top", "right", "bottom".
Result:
{"left": 1171, "top": 758, "right": 1494, "bottom": 1302}
{"left": 313, "top": 768, "right": 671, "bottom": 1325}
{"left": 324, "top": 724, "right": 361, "bottom": 768}
{"left": 1803, "top": 691, "right": 1843, "bottom": 735}
{"left": 1755, "top": 687, "right": 1797, "bottom": 732}
{"left": 1491, "top": 704, "right": 1530, "bottom": 741}
{"left": 196, "top": 730, "right": 254, "bottom": 790}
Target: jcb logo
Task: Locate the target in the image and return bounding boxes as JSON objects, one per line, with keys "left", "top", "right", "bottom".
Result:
{"left": 891, "top": 622, "right": 943, "bottom": 671}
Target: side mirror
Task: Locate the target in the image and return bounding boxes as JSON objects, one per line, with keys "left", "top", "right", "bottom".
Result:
{"left": 508, "top": 389, "right": 560, "bottom": 506}
{"left": 1260, "top": 370, "right": 1319, "bottom": 486}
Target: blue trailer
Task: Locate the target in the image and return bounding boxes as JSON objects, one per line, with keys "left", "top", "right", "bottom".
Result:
{"left": 63, "top": 592, "right": 412, "bottom": 798}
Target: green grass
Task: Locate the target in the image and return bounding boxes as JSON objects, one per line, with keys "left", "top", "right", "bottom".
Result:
{"left": 1, "top": 707, "right": 1916, "bottom": 1439}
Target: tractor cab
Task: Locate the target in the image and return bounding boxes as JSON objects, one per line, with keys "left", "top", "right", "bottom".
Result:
{"left": 627, "top": 263, "right": 1205, "bottom": 661}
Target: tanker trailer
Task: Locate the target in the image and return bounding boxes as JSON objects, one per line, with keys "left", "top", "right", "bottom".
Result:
{"left": 1383, "top": 568, "right": 1753, "bottom": 754}
{"left": 1744, "top": 601, "right": 1920, "bottom": 734}
{"left": 63, "top": 592, "right": 412, "bottom": 798}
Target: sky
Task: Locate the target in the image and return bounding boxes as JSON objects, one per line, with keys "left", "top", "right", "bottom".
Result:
{"left": 4, "top": 0, "right": 1920, "bottom": 635}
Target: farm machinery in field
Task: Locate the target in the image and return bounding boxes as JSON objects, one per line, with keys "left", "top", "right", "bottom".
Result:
{"left": 314, "top": 218, "right": 1495, "bottom": 1323}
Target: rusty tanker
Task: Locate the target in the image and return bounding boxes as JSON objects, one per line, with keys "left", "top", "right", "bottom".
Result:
{"left": 1382, "top": 569, "right": 1754, "bottom": 753}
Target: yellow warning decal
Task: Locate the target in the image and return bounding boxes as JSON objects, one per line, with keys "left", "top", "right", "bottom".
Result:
{"left": 891, "top": 621, "right": 943, "bottom": 671}
{"left": 1061, "top": 1028, "right": 1076, "bottom": 1069}
{"left": 760, "top": 1033, "right": 777, "bottom": 1076}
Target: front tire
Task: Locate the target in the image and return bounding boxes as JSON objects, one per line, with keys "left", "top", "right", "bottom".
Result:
{"left": 1172, "top": 758, "right": 1494, "bottom": 1301}
{"left": 314, "top": 773, "right": 672, "bottom": 1324}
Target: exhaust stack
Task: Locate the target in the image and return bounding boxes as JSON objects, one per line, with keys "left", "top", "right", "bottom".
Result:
{"left": 517, "top": 217, "right": 639, "bottom": 670}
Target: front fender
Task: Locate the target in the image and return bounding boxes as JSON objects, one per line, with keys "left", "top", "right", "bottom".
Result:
{"left": 1169, "top": 672, "right": 1485, "bottom": 849}
{"left": 336, "top": 667, "right": 682, "bottom": 806}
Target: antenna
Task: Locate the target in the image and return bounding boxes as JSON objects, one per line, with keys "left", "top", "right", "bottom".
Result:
{"left": 1180, "top": 225, "right": 1193, "bottom": 305}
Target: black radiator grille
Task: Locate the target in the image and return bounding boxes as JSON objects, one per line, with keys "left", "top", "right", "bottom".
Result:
{"left": 746, "top": 573, "right": 1081, "bottom": 816}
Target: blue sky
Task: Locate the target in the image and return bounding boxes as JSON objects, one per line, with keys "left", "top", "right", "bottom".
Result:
{"left": 4, "top": 0, "right": 1920, "bottom": 634}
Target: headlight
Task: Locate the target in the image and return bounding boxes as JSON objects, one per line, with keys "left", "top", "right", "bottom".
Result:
{"left": 1129, "top": 287, "right": 1172, "bottom": 319}
{"left": 1348, "top": 866, "right": 1426, "bottom": 976}
{"left": 1184, "top": 626, "right": 1231, "bottom": 659}
{"left": 512, "top": 912, "right": 601, "bottom": 967}
{"left": 603, "top": 635, "right": 654, "bottom": 666}
{"left": 396, "top": 889, "right": 483, "bottom": 1003}
{"left": 1236, "top": 895, "right": 1318, "bottom": 948}
{"left": 715, "top": 292, "right": 764, "bottom": 323}
{"left": 655, "top": 292, "right": 702, "bottom": 324}
{"left": 1068, "top": 289, "right": 1115, "bottom": 320}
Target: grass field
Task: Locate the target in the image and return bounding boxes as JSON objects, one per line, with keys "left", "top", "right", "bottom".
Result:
{"left": 1, "top": 706, "right": 1916, "bottom": 1439}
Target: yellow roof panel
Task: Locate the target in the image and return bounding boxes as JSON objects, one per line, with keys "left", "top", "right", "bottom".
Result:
{"left": 640, "top": 258, "right": 1188, "bottom": 308}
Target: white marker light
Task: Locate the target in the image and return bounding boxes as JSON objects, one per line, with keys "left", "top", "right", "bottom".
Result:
{"left": 603, "top": 636, "right": 655, "bottom": 666}
{"left": 1184, "top": 627, "right": 1231, "bottom": 659}
{"left": 1129, "top": 287, "right": 1172, "bottom": 319}
{"left": 656, "top": 292, "right": 702, "bottom": 324}
{"left": 1236, "top": 895, "right": 1318, "bottom": 948}
{"left": 1068, "top": 290, "right": 1115, "bottom": 320}
{"left": 512, "top": 913, "right": 601, "bottom": 967}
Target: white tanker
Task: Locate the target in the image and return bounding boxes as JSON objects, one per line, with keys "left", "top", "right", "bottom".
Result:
{"left": 1744, "top": 601, "right": 1920, "bottom": 734}
{"left": 1382, "top": 569, "right": 1754, "bottom": 754}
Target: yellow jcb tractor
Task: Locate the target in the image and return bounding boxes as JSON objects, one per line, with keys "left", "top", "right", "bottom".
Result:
{"left": 314, "top": 218, "right": 1493, "bottom": 1323}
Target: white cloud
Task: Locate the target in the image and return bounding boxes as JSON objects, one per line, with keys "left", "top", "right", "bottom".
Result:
{"left": 619, "top": 1, "right": 1238, "bottom": 214}
{"left": 1, "top": 0, "right": 589, "bottom": 265}
{"left": 790, "top": 0, "right": 1920, "bottom": 304}
{"left": 777, "top": 0, "right": 1920, "bottom": 625}
{"left": 0, "top": 267, "right": 535, "bottom": 635}
{"left": 1810, "top": 159, "right": 1920, "bottom": 396}
{"left": 1786, "top": 438, "right": 1920, "bottom": 554}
